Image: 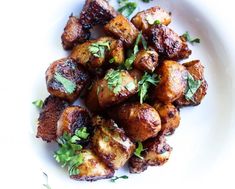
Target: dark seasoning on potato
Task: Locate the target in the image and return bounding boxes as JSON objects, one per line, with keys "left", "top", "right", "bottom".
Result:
{"left": 35, "top": 0, "right": 208, "bottom": 182}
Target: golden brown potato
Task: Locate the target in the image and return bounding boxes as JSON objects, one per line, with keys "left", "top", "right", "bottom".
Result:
{"left": 104, "top": 14, "right": 139, "bottom": 47}
{"left": 71, "top": 149, "right": 114, "bottom": 181}
{"left": 61, "top": 15, "right": 90, "bottom": 50}
{"left": 153, "top": 60, "right": 187, "bottom": 103}
{"left": 36, "top": 95, "right": 68, "bottom": 142}
{"left": 46, "top": 58, "right": 90, "bottom": 102}
{"left": 129, "top": 135, "right": 172, "bottom": 173}
{"left": 91, "top": 116, "right": 135, "bottom": 169}
{"left": 153, "top": 101, "right": 180, "bottom": 135}
{"left": 112, "top": 103, "right": 161, "bottom": 142}
{"left": 109, "top": 39, "right": 125, "bottom": 65}
{"left": 97, "top": 69, "right": 138, "bottom": 108}
{"left": 145, "top": 24, "right": 192, "bottom": 60}
{"left": 134, "top": 48, "right": 159, "bottom": 73}
{"left": 174, "top": 60, "right": 208, "bottom": 107}
{"left": 128, "top": 69, "right": 143, "bottom": 82}
{"left": 56, "top": 106, "right": 91, "bottom": 142}
{"left": 131, "top": 6, "right": 171, "bottom": 31}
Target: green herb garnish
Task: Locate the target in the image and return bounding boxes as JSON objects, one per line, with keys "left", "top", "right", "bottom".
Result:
{"left": 111, "top": 175, "right": 129, "bottom": 182}
{"left": 146, "top": 15, "right": 161, "bottom": 25}
{"left": 125, "top": 81, "right": 136, "bottom": 91}
{"left": 43, "top": 172, "right": 51, "bottom": 189}
{"left": 89, "top": 41, "right": 110, "bottom": 58}
{"left": 118, "top": 0, "right": 137, "bottom": 18}
{"left": 124, "top": 54, "right": 136, "bottom": 70}
{"left": 104, "top": 69, "right": 123, "bottom": 94}
{"left": 185, "top": 72, "right": 202, "bottom": 101}
{"left": 32, "top": 99, "right": 43, "bottom": 108}
{"left": 54, "top": 72, "right": 76, "bottom": 94}
{"left": 134, "top": 141, "right": 144, "bottom": 159}
{"left": 138, "top": 72, "right": 160, "bottom": 104}
{"left": 142, "top": 0, "right": 151, "bottom": 2}
{"left": 182, "top": 31, "right": 200, "bottom": 44}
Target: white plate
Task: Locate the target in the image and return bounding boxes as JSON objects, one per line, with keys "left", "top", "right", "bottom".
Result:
{"left": 1, "top": 0, "right": 235, "bottom": 189}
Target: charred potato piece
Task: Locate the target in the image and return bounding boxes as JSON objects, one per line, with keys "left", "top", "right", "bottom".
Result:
{"left": 153, "top": 102, "right": 180, "bottom": 135}
{"left": 131, "top": 6, "right": 171, "bottom": 31}
{"left": 46, "top": 58, "right": 90, "bottom": 102}
{"left": 128, "top": 68, "right": 143, "bottom": 82}
{"left": 114, "top": 103, "right": 161, "bottom": 142}
{"left": 129, "top": 135, "right": 172, "bottom": 173}
{"left": 57, "top": 106, "right": 92, "bottom": 143}
{"left": 97, "top": 69, "right": 138, "bottom": 108}
{"left": 145, "top": 24, "right": 191, "bottom": 60}
{"left": 134, "top": 48, "right": 159, "bottom": 73}
{"left": 61, "top": 15, "right": 90, "bottom": 50}
{"left": 153, "top": 60, "right": 187, "bottom": 103}
{"left": 36, "top": 95, "right": 68, "bottom": 142}
{"left": 91, "top": 116, "right": 135, "bottom": 169}
{"left": 71, "top": 149, "right": 114, "bottom": 181}
{"left": 80, "top": 0, "right": 118, "bottom": 29}
{"left": 109, "top": 39, "right": 125, "bottom": 65}
{"left": 104, "top": 14, "right": 139, "bottom": 47}
{"left": 175, "top": 60, "right": 208, "bottom": 107}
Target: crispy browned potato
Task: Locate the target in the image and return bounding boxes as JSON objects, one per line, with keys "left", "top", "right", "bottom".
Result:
{"left": 134, "top": 48, "right": 159, "bottom": 73}
{"left": 91, "top": 116, "right": 135, "bottom": 169}
{"left": 145, "top": 24, "right": 192, "bottom": 60}
{"left": 36, "top": 95, "right": 68, "bottom": 142}
{"left": 79, "top": 0, "right": 118, "bottom": 29}
{"left": 61, "top": 15, "right": 90, "bottom": 50}
{"left": 153, "top": 60, "right": 187, "bottom": 103}
{"left": 109, "top": 39, "right": 125, "bottom": 65}
{"left": 129, "top": 135, "right": 172, "bottom": 173}
{"left": 153, "top": 101, "right": 180, "bottom": 135}
{"left": 104, "top": 14, "right": 139, "bottom": 47}
{"left": 71, "top": 149, "right": 114, "bottom": 181}
{"left": 97, "top": 69, "right": 138, "bottom": 108}
{"left": 131, "top": 6, "right": 171, "bottom": 31}
{"left": 128, "top": 69, "right": 143, "bottom": 82}
{"left": 57, "top": 106, "right": 91, "bottom": 142}
{"left": 174, "top": 60, "right": 208, "bottom": 107}
{"left": 46, "top": 58, "right": 90, "bottom": 102}
{"left": 112, "top": 103, "right": 161, "bottom": 142}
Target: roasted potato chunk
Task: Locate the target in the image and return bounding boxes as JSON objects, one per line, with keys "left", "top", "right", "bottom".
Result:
{"left": 131, "top": 6, "right": 171, "bottom": 31}
{"left": 79, "top": 0, "right": 118, "bottom": 29}
{"left": 175, "top": 60, "right": 208, "bottom": 107}
{"left": 61, "top": 15, "right": 90, "bottom": 50}
{"left": 109, "top": 39, "right": 125, "bottom": 65}
{"left": 134, "top": 48, "right": 158, "bottom": 73}
{"left": 104, "top": 14, "right": 139, "bottom": 47}
{"left": 36, "top": 95, "right": 68, "bottom": 142}
{"left": 112, "top": 103, "right": 161, "bottom": 142}
{"left": 97, "top": 69, "right": 138, "bottom": 108}
{"left": 71, "top": 149, "right": 114, "bottom": 181}
{"left": 46, "top": 58, "right": 90, "bottom": 102}
{"left": 153, "top": 60, "right": 187, "bottom": 103}
{"left": 128, "top": 68, "right": 143, "bottom": 82}
{"left": 57, "top": 106, "right": 92, "bottom": 143}
{"left": 153, "top": 101, "right": 180, "bottom": 135}
{"left": 145, "top": 24, "right": 192, "bottom": 60}
{"left": 129, "top": 135, "right": 172, "bottom": 173}
{"left": 91, "top": 116, "right": 135, "bottom": 169}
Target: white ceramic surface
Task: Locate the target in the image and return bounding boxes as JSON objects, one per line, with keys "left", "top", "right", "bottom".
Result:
{"left": 0, "top": 0, "right": 235, "bottom": 189}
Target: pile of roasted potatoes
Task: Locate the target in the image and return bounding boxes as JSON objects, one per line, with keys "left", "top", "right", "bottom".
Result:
{"left": 36, "top": 0, "right": 208, "bottom": 181}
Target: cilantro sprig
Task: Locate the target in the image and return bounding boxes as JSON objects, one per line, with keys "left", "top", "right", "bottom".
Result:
{"left": 104, "top": 69, "right": 123, "bottom": 94}
{"left": 54, "top": 72, "right": 76, "bottom": 94}
{"left": 138, "top": 72, "right": 160, "bottom": 104}
{"left": 146, "top": 15, "right": 161, "bottom": 25}
{"left": 89, "top": 41, "right": 110, "bottom": 58}
{"left": 134, "top": 141, "right": 144, "bottom": 159}
{"left": 111, "top": 175, "right": 129, "bottom": 182}
{"left": 118, "top": 0, "right": 137, "bottom": 18}
{"left": 32, "top": 99, "right": 44, "bottom": 108}
{"left": 182, "top": 31, "right": 200, "bottom": 45}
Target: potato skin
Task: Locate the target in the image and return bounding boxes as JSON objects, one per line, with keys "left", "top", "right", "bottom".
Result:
{"left": 61, "top": 15, "right": 90, "bottom": 50}
{"left": 134, "top": 48, "right": 159, "bottom": 73}
{"left": 71, "top": 149, "right": 114, "bottom": 181}
{"left": 91, "top": 116, "right": 135, "bottom": 169}
{"left": 145, "top": 24, "right": 191, "bottom": 60}
{"left": 131, "top": 6, "right": 171, "bottom": 31}
{"left": 128, "top": 69, "right": 143, "bottom": 82}
{"left": 46, "top": 58, "right": 90, "bottom": 102}
{"left": 153, "top": 60, "right": 187, "bottom": 103}
{"left": 153, "top": 102, "right": 180, "bottom": 135}
{"left": 36, "top": 95, "right": 68, "bottom": 142}
{"left": 109, "top": 39, "right": 125, "bottom": 65}
{"left": 129, "top": 135, "right": 172, "bottom": 173}
{"left": 174, "top": 60, "right": 208, "bottom": 107}
{"left": 97, "top": 69, "right": 138, "bottom": 108}
{"left": 104, "top": 14, "right": 139, "bottom": 47}
{"left": 114, "top": 103, "right": 161, "bottom": 142}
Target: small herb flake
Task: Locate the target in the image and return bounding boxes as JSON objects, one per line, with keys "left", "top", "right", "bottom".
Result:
{"left": 32, "top": 99, "right": 43, "bottom": 108}
{"left": 43, "top": 172, "right": 51, "bottom": 189}
{"left": 182, "top": 31, "right": 200, "bottom": 45}
{"left": 125, "top": 81, "right": 136, "bottom": 91}
{"left": 111, "top": 175, "right": 128, "bottom": 182}
{"left": 54, "top": 72, "right": 76, "bottom": 94}
{"left": 118, "top": 0, "right": 137, "bottom": 18}
{"left": 134, "top": 141, "right": 144, "bottom": 159}
{"left": 104, "top": 69, "right": 123, "bottom": 94}
{"left": 89, "top": 41, "right": 110, "bottom": 58}
{"left": 146, "top": 15, "right": 161, "bottom": 25}
{"left": 142, "top": 0, "right": 151, "bottom": 2}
